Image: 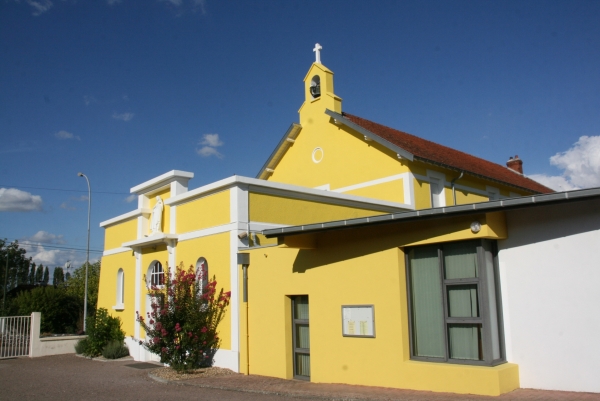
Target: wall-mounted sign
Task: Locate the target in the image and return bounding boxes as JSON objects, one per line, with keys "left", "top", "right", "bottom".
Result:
{"left": 342, "top": 305, "right": 375, "bottom": 338}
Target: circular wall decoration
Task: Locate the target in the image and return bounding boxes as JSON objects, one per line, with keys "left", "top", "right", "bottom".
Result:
{"left": 470, "top": 221, "right": 482, "bottom": 233}
{"left": 312, "top": 147, "right": 324, "bottom": 163}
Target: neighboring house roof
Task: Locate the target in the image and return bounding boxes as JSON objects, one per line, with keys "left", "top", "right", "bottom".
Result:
{"left": 340, "top": 112, "right": 553, "bottom": 194}
{"left": 263, "top": 187, "right": 600, "bottom": 238}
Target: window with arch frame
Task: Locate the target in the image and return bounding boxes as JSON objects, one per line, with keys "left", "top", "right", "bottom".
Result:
{"left": 149, "top": 261, "right": 164, "bottom": 287}
{"left": 196, "top": 257, "right": 208, "bottom": 293}
{"left": 116, "top": 268, "right": 124, "bottom": 306}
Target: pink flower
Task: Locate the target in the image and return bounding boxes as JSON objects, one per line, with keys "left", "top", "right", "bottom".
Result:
{"left": 201, "top": 327, "right": 208, "bottom": 333}
{"left": 153, "top": 337, "right": 160, "bottom": 344}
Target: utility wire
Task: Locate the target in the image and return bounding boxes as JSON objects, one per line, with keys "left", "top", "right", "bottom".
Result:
{"left": 0, "top": 184, "right": 129, "bottom": 195}
{"left": 1, "top": 238, "right": 103, "bottom": 253}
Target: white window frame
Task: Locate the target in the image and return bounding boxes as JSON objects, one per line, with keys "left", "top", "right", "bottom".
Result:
{"left": 427, "top": 170, "right": 446, "bottom": 208}
{"left": 113, "top": 268, "right": 125, "bottom": 311}
{"left": 486, "top": 186, "right": 500, "bottom": 201}
{"left": 148, "top": 261, "right": 164, "bottom": 288}
{"left": 196, "top": 257, "right": 208, "bottom": 294}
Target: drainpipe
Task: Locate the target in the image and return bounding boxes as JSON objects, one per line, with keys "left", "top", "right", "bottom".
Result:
{"left": 237, "top": 253, "right": 250, "bottom": 375}
{"left": 451, "top": 171, "right": 464, "bottom": 205}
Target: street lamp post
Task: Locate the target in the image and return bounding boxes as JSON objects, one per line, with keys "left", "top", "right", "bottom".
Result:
{"left": 78, "top": 172, "right": 91, "bottom": 332}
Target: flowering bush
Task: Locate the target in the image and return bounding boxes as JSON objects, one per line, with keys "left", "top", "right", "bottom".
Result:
{"left": 136, "top": 262, "right": 231, "bottom": 372}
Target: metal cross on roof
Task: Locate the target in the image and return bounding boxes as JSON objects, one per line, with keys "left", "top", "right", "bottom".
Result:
{"left": 313, "top": 43, "right": 322, "bottom": 64}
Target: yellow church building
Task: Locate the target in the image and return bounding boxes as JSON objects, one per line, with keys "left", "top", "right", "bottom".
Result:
{"left": 98, "top": 45, "right": 554, "bottom": 396}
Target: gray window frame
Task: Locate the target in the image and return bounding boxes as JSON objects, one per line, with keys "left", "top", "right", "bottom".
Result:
{"left": 291, "top": 295, "right": 310, "bottom": 381}
{"left": 405, "top": 239, "right": 506, "bottom": 367}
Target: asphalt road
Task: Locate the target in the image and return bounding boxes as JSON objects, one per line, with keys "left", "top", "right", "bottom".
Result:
{"left": 0, "top": 354, "right": 292, "bottom": 401}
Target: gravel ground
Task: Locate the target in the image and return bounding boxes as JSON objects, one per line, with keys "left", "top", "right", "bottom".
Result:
{"left": 151, "top": 366, "right": 238, "bottom": 381}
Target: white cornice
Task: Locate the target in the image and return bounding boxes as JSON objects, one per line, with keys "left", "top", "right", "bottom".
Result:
{"left": 166, "top": 175, "right": 413, "bottom": 212}
{"left": 100, "top": 208, "right": 151, "bottom": 228}
{"left": 122, "top": 233, "right": 178, "bottom": 249}
{"left": 130, "top": 170, "right": 194, "bottom": 195}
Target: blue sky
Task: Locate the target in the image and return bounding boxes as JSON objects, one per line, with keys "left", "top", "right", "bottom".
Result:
{"left": 2, "top": 0, "right": 600, "bottom": 273}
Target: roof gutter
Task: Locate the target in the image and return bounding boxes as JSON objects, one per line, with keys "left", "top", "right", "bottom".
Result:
{"left": 263, "top": 187, "right": 600, "bottom": 238}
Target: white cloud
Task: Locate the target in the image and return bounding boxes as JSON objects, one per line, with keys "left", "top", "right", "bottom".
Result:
{"left": 55, "top": 130, "right": 80, "bottom": 140}
{"left": 527, "top": 174, "right": 579, "bottom": 192}
{"left": 125, "top": 194, "right": 137, "bottom": 203}
{"left": 112, "top": 112, "right": 134, "bottom": 121}
{"left": 0, "top": 188, "right": 43, "bottom": 212}
{"left": 19, "top": 0, "right": 53, "bottom": 16}
{"left": 196, "top": 146, "right": 223, "bottom": 158}
{"left": 83, "top": 95, "right": 97, "bottom": 106}
{"left": 200, "top": 133, "right": 223, "bottom": 147}
{"left": 529, "top": 136, "right": 600, "bottom": 191}
{"left": 60, "top": 202, "right": 76, "bottom": 211}
{"left": 25, "top": 231, "right": 66, "bottom": 245}
{"left": 196, "top": 133, "right": 224, "bottom": 158}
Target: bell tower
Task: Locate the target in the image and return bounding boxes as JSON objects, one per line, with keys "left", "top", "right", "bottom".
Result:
{"left": 298, "top": 43, "right": 342, "bottom": 124}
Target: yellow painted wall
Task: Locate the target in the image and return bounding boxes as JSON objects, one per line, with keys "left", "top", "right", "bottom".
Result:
{"left": 243, "top": 213, "right": 518, "bottom": 396}
{"left": 176, "top": 190, "right": 231, "bottom": 234}
{"left": 98, "top": 251, "right": 136, "bottom": 336}
{"left": 176, "top": 232, "right": 232, "bottom": 350}
{"left": 249, "top": 192, "right": 386, "bottom": 226}
{"left": 104, "top": 218, "right": 137, "bottom": 250}
{"left": 149, "top": 187, "right": 171, "bottom": 234}
{"left": 342, "top": 178, "right": 405, "bottom": 204}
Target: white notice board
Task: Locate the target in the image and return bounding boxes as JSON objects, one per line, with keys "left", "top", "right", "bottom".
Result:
{"left": 342, "top": 305, "right": 375, "bottom": 337}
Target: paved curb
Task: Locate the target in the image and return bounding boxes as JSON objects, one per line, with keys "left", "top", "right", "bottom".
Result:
{"left": 74, "top": 353, "right": 134, "bottom": 362}
{"left": 146, "top": 372, "right": 403, "bottom": 401}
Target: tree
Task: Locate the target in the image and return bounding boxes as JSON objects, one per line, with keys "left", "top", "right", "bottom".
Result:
{"left": 42, "top": 266, "right": 49, "bottom": 285}
{"left": 65, "top": 261, "right": 101, "bottom": 318}
{"left": 53, "top": 267, "right": 65, "bottom": 287}
{"left": 12, "top": 286, "right": 81, "bottom": 333}
{"left": 35, "top": 264, "right": 44, "bottom": 284}
{"left": 1, "top": 239, "right": 31, "bottom": 315}
{"left": 137, "top": 262, "right": 230, "bottom": 372}
{"left": 28, "top": 262, "right": 36, "bottom": 285}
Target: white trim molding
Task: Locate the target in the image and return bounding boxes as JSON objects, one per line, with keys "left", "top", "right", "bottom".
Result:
{"left": 100, "top": 208, "right": 151, "bottom": 228}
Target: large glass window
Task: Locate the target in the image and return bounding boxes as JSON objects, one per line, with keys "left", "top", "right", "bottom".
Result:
{"left": 406, "top": 240, "right": 504, "bottom": 366}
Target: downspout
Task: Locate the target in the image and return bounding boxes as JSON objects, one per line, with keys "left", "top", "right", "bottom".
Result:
{"left": 237, "top": 253, "right": 250, "bottom": 375}
{"left": 451, "top": 171, "right": 464, "bottom": 205}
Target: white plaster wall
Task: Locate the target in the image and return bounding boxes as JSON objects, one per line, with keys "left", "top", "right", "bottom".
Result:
{"left": 498, "top": 199, "right": 600, "bottom": 393}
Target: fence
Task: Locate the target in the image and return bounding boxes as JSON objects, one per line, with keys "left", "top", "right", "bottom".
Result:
{"left": 0, "top": 315, "right": 31, "bottom": 359}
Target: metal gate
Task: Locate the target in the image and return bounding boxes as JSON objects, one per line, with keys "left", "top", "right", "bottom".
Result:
{"left": 0, "top": 316, "right": 31, "bottom": 358}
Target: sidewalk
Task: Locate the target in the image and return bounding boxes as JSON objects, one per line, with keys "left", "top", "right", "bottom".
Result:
{"left": 151, "top": 367, "right": 600, "bottom": 401}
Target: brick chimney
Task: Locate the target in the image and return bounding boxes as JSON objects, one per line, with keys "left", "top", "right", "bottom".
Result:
{"left": 506, "top": 155, "right": 523, "bottom": 174}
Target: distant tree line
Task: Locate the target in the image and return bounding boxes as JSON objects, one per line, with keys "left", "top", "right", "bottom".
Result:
{"left": 1, "top": 239, "right": 100, "bottom": 334}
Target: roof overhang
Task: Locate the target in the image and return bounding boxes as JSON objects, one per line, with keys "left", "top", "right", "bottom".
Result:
{"left": 256, "top": 123, "right": 302, "bottom": 179}
{"left": 263, "top": 187, "right": 600, "bottom": 238}
{"left": 325, "top": 110, "right": 414, "bottom": 161}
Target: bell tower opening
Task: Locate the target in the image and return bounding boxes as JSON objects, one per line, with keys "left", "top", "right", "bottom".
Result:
{"left": 310, "top": 75, "right": 321, "bottom": 99}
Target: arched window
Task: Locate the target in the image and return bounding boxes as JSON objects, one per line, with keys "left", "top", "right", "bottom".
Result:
{"left": 116, "top": 268, "right": 124, "bottom": 307}
{"left": 149, "top": 261, "right": 164, "bottom": 287}
{"left": 196, "top": 257, "right": 208, "bottom": 293}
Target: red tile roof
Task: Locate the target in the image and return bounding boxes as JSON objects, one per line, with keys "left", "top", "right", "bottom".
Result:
{"left": 343, "top": 112, "right": 553, "bottom": 194}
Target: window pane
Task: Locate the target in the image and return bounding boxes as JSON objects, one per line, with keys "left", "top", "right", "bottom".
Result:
{"left": 295, "top": 324, "right": 310, "bottom": 349}
{"left": 447, "top": 285, "right": 479, "bottom": 317}
{"left": 295, "top": 353, "right": 310, "bottom": 377}
{"left": 444, "top": 241, "right": 478, "bottom": 279}
{"left": 483, "top": 242, "right": 501, "bottom": 360}
{"left": 294, "top": 296, "right": 309, "bottom": 319}
{"left": 409, "top": 247, "right": 445, "bottom": 358}
{"left": 448, "top": 324, "right": 482, "bottom": 360}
